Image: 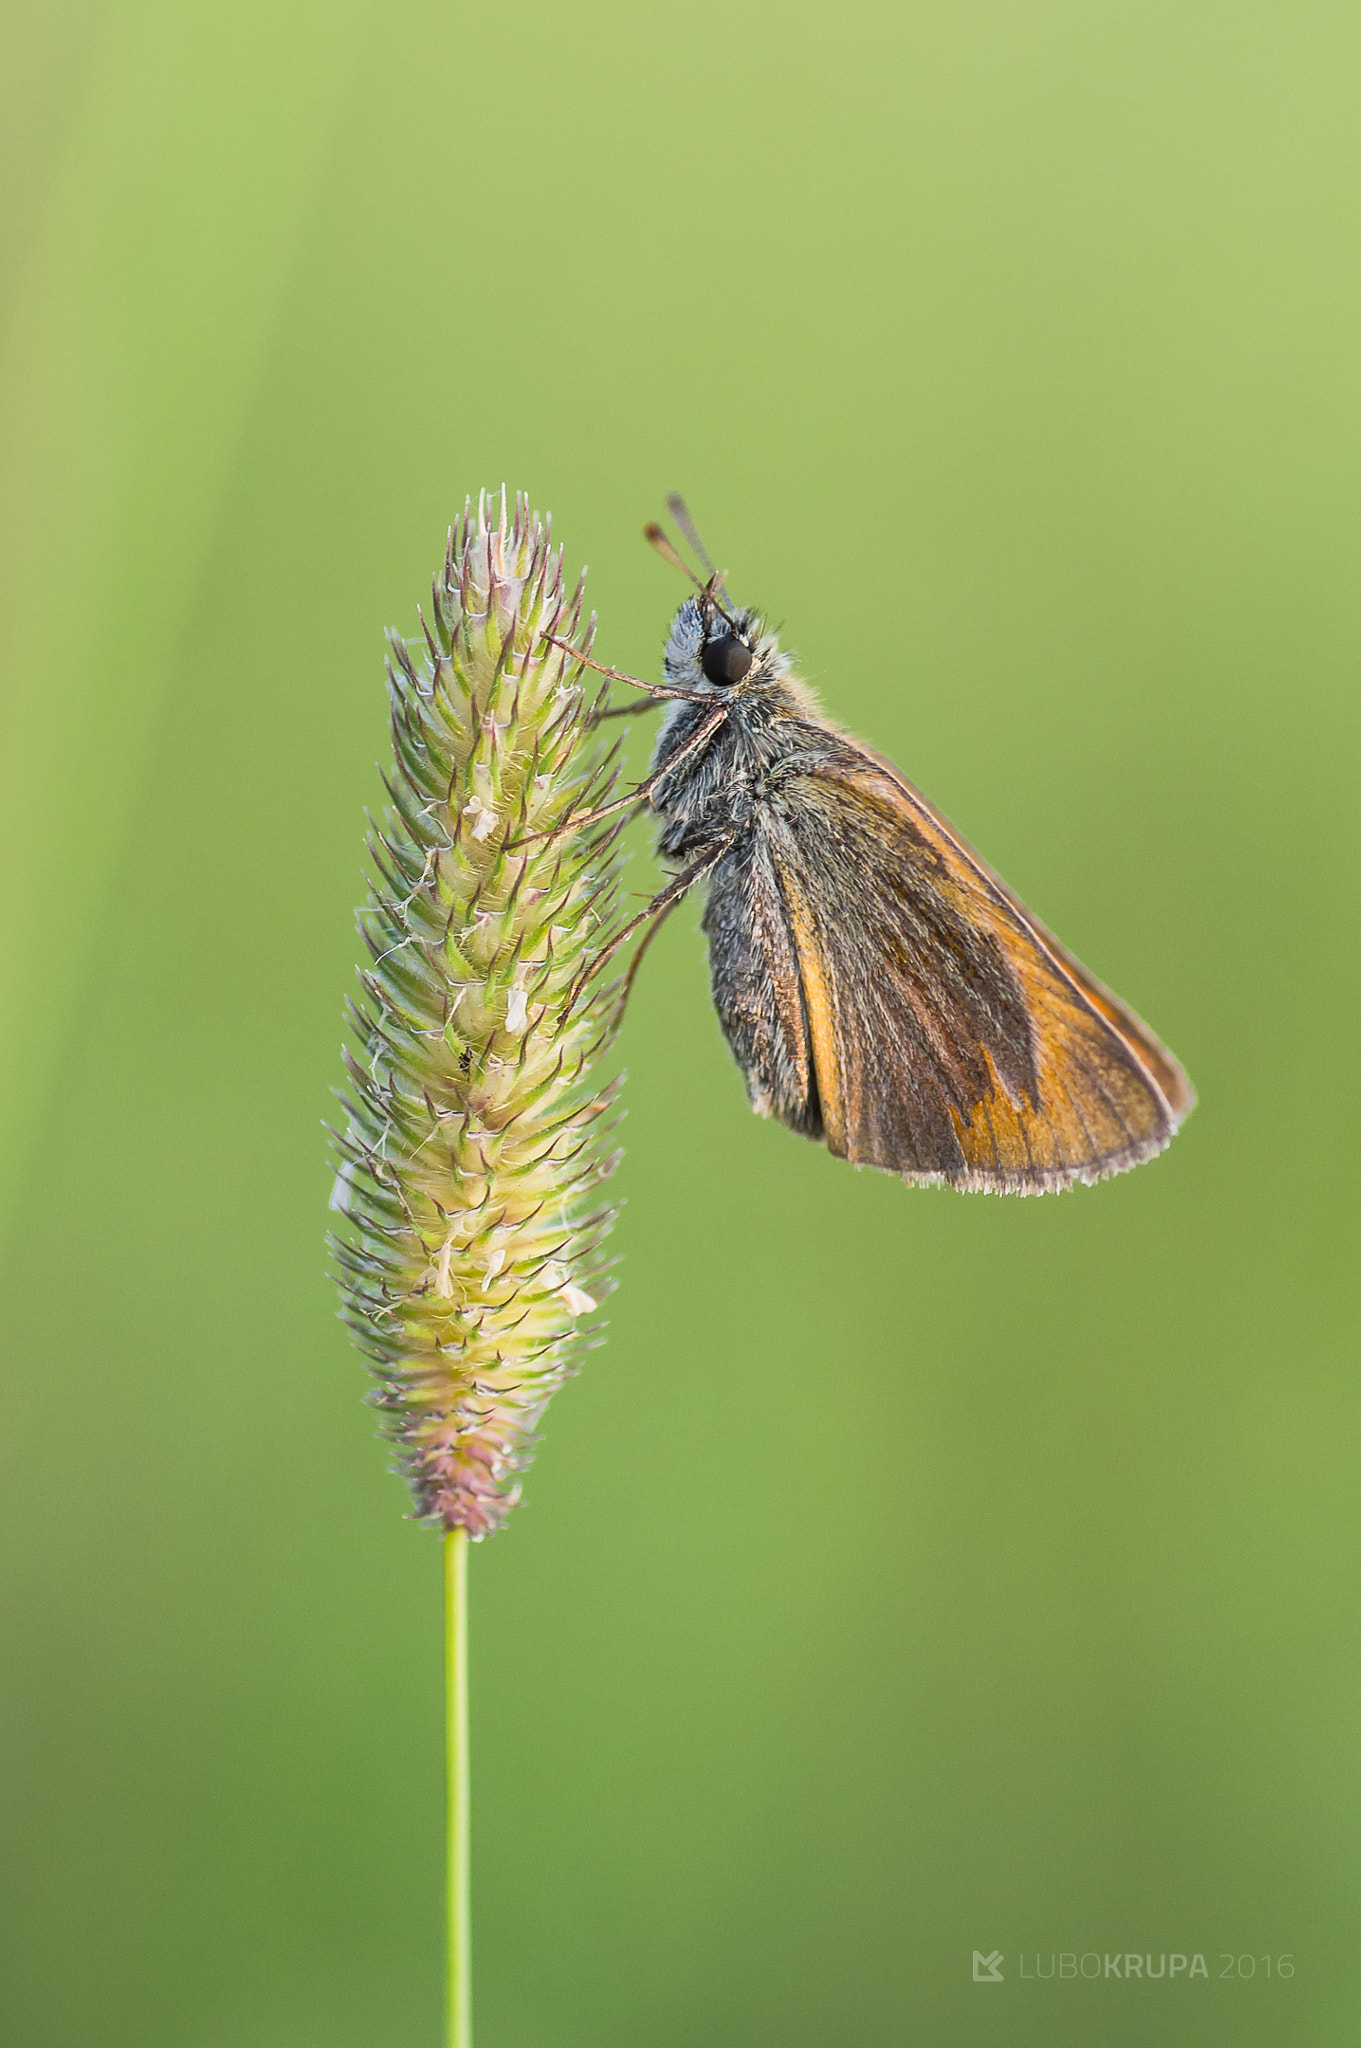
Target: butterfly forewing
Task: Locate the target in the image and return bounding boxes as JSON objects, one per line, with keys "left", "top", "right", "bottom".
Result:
{"left": 747, "top": 742, "right": 1191, "bottom": 1192}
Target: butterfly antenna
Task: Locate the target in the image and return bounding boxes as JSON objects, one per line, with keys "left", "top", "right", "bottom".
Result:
{"left": 645, "top": 502, "right": 741, "bottom": 632}
{"left": 665, "top": 492, "right": 718, "bottom": 579}
{"left": 643, "top": 521, "right": 705, "bottom": 589}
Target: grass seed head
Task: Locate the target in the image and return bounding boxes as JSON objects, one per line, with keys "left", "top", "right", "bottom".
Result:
{"left": 332, "top": 490, "right": 627, "bottom": 1535}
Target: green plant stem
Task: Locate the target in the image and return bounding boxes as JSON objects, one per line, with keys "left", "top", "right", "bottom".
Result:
{"left": 445, "top": 1528, "right": 471, "bottom": 2048}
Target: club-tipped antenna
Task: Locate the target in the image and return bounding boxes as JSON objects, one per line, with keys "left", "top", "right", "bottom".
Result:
{"left": 665, "top": 493, "right": 718, "bottom": 579}
{"left": 644, "top": 503, "right": 739, "bottom": 632}
{"left": 643, "top": 521, "right": 704, "bottom": 589}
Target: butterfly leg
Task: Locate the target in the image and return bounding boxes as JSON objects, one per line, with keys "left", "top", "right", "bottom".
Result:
{"left": 541, "top": 634, "right": 714, "bottom": 706}
{"left": 512, "top": 703, "right": 729, "bottom": 847}
{"left": 561, "top": 834, "right": 735, "bottom": 1025}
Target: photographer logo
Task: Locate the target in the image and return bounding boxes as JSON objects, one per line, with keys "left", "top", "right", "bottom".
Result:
{"left": 971, "top": 1949, "right": 1295, "bottom": 1985}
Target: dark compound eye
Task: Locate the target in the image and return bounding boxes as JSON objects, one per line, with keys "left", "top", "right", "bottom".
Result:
{"left": 701, "top": 633, "right": 754, "bottom": 686}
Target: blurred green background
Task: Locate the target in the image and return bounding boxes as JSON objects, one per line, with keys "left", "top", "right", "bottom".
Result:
{"left": 2, "top": 1, "right": 1358, "bottom": 2042}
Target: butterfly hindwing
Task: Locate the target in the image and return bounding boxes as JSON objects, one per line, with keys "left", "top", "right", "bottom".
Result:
{"left": 702, "top": 827, "right": 820, "bottom": 1138}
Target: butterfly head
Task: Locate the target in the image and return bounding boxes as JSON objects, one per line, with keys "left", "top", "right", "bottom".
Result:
{"left": 662, "top": 586, "right": 785, "bottom": 698}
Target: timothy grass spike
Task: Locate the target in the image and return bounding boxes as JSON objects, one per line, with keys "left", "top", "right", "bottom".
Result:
{"left": 332, "top": 490, "right": 628, "bottom": 1536}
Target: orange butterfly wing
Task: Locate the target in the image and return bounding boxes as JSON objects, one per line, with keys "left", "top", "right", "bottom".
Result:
{"left": 759, "top": 743, "right": 1193, "bottom": 1192}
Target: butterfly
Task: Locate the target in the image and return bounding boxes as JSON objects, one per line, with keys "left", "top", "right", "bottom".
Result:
{"left": 549, "top": 498, "right": 1194, "bottom": 1194}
